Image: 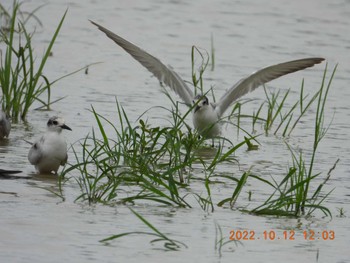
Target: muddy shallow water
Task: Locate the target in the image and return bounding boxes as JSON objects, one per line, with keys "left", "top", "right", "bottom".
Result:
{"left": 1, "top": 0, "right": 350, "bottom": 262}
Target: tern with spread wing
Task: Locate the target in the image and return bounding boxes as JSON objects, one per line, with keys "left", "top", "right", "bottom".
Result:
{"left": 28, "top": 116, "right": 72, "bottom": 174}
{"left": 91, "top": 21, "right": 324, "bottom": 138}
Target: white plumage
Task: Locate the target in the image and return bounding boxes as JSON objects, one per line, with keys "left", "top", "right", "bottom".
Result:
{"left": 28, "top": 116, "right": 71, "bottom": 174}
{"left": 91, "top": 21, "right": 324, "bottom": 138}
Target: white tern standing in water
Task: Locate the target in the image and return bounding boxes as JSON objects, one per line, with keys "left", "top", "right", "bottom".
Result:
{"left": 28, "top": 116, "right": 72, "bottom": 174}
{"left": 91, "top": 21, "right": 324, "bottom": 138}
{"left": 0, "top": 110, "right": 11, "bottom": 139}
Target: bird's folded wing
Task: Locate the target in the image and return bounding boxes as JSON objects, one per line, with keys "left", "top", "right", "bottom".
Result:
{"left": 28, "top": 143, "right": 42, "bottom": 165}
{"left": 91, "top": 21, "right": 194, "bottom": 106}
{"left": 215, "top": 57, "right": 325, "bottom": 116}
{"left": 0, "top": 111, "right": 11, "bottom": 137}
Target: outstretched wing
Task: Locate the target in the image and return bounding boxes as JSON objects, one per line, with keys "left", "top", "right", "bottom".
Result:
{"left": 215, "top": 57, "right": 325, "bottom": 116}
{"left": 91, "top": 21, "right": 194, "bottom": 107}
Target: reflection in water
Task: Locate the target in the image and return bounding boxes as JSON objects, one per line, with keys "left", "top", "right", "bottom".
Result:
{"left": 31, "top": 172, "right": 60, "bottom": 182}
{"left": 0, "top": 172, "right": 28, "bottom": 180}
{"left": 0, "top": 139, "right": 10, "bottom": 148}
{"left": 194, "top": 145, "right": 218, "bottom": 159}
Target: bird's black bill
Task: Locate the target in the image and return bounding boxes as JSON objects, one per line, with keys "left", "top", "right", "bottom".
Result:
{"left": 61, "top": 124, "right": 72, "bottom": 131}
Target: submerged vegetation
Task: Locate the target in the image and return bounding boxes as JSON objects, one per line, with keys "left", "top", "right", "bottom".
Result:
{"left": 101, "top": 208, "right": 187, "bottom": 250}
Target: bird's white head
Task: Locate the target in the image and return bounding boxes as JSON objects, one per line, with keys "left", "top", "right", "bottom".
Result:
{"left": 193, "top": 95, "right": 209, "bottom": 113}
{"left": 47, "top": 116, "right": 72, "bottom": 133}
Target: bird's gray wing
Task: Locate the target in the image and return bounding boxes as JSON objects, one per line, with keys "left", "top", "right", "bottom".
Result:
{"left": 91, "top": 21, "right": 194, "bottom": 106}
{"left": 28, "top": 140, "right": 43, "bottom": 165}
{"left": 215, "top": 57, "right": 325, "bottom": 117}
{"left": 0, "top": 111, "right": 11, "bottom": 138}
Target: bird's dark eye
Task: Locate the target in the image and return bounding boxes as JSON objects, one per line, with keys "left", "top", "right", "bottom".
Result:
{"left": 53, "top": 121, "right": 58, "bottom": 125}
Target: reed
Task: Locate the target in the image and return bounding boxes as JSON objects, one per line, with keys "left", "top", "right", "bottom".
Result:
{"left": 0, "top": 2, "right": 67, "bottom": 121}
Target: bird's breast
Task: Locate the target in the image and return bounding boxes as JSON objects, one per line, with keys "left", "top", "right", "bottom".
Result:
{"left": 41, "top": 133, "right": 67, "bottom": 159}
{"left": 192, "top": 106, "right": 221, "bottom": 137}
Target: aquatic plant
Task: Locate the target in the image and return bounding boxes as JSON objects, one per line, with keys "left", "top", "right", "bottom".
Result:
{"left": 0, "top": 2, "right": 66, "bottom": 121}
{"left": 210, "top": 33, "right": 215, "bottom": 71}
{"left": 248, "top": 64, "right": 338, "bottom": 217}
{"left": 0, "top": 2, "right": 43, "bottom": 32}
{"left": 62, "top": 97, "right": 252, "bottom": 208}
{"left": 217, "top": 170, "right": 250, "bottom": 208}
{"left": 101, "top": 208, "right": 187, "bottom": 250}
{"left": 336, "top": 207, "right": 345, "bottom": 218}
{"left": 260, "top": 82, "right": 323, "bottom": 136}
{"left": 67, "top": 133, "right": 120, "bottom": 205}
{"left": 214, "top": 221, "right": 239, "bottom": 257}
{"left": 63, "top": 102, "right": 193, "bottom": 206}
{"left": 191, "top": 45, "right": 210, "bottom": 95}
{"left": 58, "top": 39, "right": 337, "bottom": 219}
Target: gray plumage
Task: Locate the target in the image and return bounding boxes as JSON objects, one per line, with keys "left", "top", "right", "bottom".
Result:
{"left": 91, "top": 21, "right": 324, "bottom": 137}
{"left": 0, "top": 110, "right": 11, "bottom": 139}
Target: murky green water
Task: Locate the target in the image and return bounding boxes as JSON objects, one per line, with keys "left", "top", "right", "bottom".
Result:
{"left": 1, "top": 0, "right": 349, "bottom": 262}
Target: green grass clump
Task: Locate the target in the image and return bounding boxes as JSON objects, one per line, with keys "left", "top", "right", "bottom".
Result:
{"left": 62, "top": 98, "right": 251, "bottom": 207}
{"left": 63, "top": 102, "right": 199, "bottom": 206}
{"left": 0, "top": 2, "right": 66, "bottom": 121}
{"left": 246, "top": 64, "right": 338, "bottom": 217}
